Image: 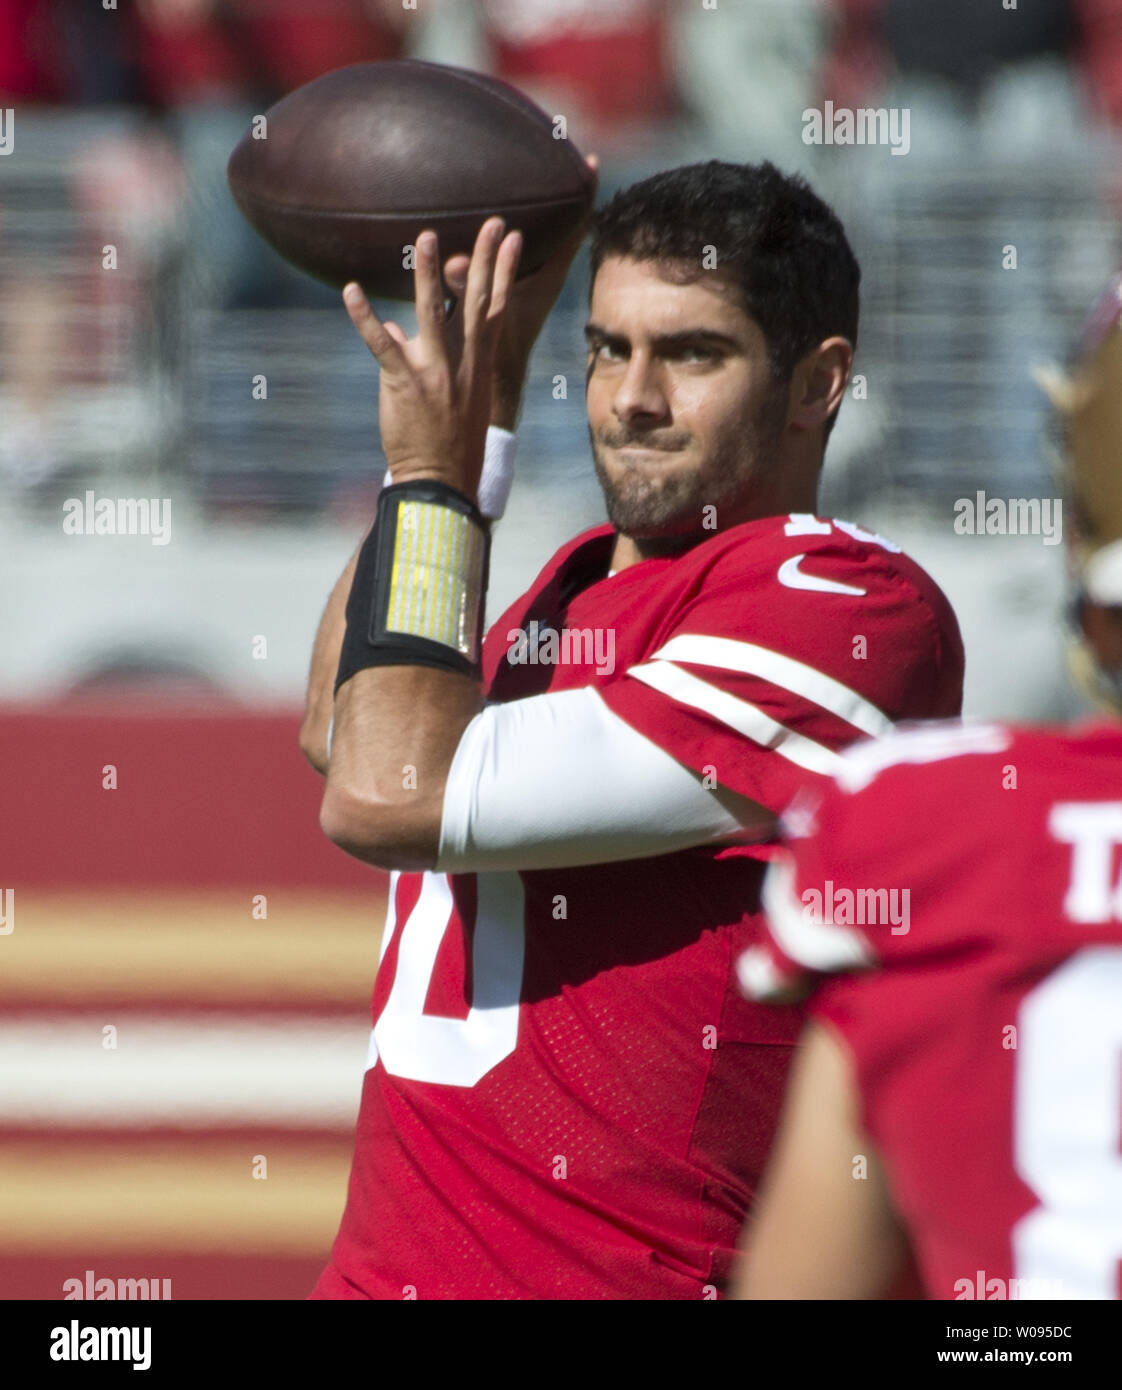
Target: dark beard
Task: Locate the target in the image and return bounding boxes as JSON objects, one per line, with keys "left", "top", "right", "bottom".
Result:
{"left": 591, "top": 444, "right": 719, "bottom": 537}
{"left": 589, "top": 395, "right": 787, "bottom": 542}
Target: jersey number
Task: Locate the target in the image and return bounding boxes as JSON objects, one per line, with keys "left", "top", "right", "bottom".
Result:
{"left": 1013, "top": 946, "right": 1122, "bottom": 1298}
{"left": 371, "top": 871, "right": 526, "bottom": 1087}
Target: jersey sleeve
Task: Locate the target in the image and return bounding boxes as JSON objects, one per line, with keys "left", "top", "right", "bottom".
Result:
{"left": 734, "top": 786, "right": 878, "bottom": 1005}
{"left": 737, "top": 720, "right": 1014, "bottom": 1006}
{"left": 597, "top": 529, "right": 963, "bottom": 814}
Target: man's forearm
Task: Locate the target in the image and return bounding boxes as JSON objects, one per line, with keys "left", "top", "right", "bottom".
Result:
{"left": 299, "top": 532, "right": 368, "bottom": 775}
{"left": 301, "top": 503, "right": 484, "bottom": 864}
{"left": 319, "top": 664, "right": 482, "bottom": 871}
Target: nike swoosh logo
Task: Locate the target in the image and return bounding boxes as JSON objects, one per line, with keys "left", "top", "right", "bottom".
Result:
{"left": 778, "top": 554, "right": 866, "bottom": 596}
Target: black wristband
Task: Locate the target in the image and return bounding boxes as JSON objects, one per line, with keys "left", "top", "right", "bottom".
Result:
{"left": 335, "top": 479, "right": 490, "bottom": 694}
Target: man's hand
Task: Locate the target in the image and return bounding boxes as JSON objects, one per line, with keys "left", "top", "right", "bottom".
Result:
{"left": 443, "top": 154, "right": 600, "bottom": 430}
{"left": 342, "top": 216, "right": 522, "bottom": 502}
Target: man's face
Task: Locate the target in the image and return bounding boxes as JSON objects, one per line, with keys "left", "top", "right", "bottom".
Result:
{"left": 585, "top": 255, "right": 790, "bottom": 541}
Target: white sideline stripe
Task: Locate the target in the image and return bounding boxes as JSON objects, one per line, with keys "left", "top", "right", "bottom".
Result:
{"left": 650, "top": 634, "right": 892, "bottom": 738}
{"left": 627, "top": 661, "right": 843, "bottom": 775}
{"left": 0, "top": 1016, "right": 371, "bottom": 1128}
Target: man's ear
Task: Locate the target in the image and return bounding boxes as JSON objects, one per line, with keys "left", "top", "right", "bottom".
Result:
{"left": 788, "top": 337, "right": 854, "bottom": 432}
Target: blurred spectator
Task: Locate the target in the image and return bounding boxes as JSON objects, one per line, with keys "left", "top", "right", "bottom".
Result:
{"left": 821, "top": 0, "right": 885, "bottom": 112}
{"left": 135, "top": 0, "right": 408, "bottom": 109}
{"left": 131, "top": 0, "right": 410, "bottom": 311}
{"left": 1074, "top": 0, "right": 1122, "bottom": 125}
{"left": 477, "top": 0, "right": 675, "bottom": 152}
{"left": 0, "top": 271, "right": 67, "bottom": 490}
{"left": 0, "top": 0, "right": 66, "bottom": 101}
{"left": 403, "top": 0, "right": 678, "bottom": 157}
{"left": 0, "top": 126, "right": 185, "bottom": 500}
{"left": 879, "top": 0, "right": 1076, "bottom": 106}
{"left": 670, "top": 0, "right": 828, "bottom": 175}
{"left": 0, "top": 0, "right": 145, "bottom": 104}
{"left": 823, "top": 0, "right": 1122, "bottom": 137}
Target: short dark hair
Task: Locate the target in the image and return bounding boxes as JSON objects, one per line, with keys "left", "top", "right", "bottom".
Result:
{"left": 589, "top": 161, "right": 860, "bottom": 383}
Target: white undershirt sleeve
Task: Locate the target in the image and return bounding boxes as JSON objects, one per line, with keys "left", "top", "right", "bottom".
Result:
{"left": 436, "top": 686, "right": 772, "bottom": 873}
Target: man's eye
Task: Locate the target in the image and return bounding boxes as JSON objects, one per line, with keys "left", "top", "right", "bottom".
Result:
{"left": 678, "top": 345, "right": 717, "bottom": 363}
{"left": 592, "top": 341, "right": 626, "bottom": 361}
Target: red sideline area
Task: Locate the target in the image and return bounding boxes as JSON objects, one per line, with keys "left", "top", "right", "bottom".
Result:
{"left": 0, "top": 700, "right": 384, "bottom": 1301}
{"left": 0, "top": 701, "right": 382, "bottom": 888}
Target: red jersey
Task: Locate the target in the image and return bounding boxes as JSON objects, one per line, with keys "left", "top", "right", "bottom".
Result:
{"left": 312, "top": 514, "right": 963, "bottom": 1299}
{"left": 741, "top": 720, "right": 1122, "bottom": 1300}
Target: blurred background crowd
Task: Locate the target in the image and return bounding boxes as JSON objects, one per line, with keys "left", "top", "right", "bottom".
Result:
{"left": 0, "top": 1, "right": 1119, "bottom": 514}
{"left": 2, "top": 0, "right": 1122, "bottom": 1301}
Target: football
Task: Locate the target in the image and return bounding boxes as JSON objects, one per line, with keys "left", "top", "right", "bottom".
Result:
{"left": 227, "top": 60, "right": 597, "bottom": 300}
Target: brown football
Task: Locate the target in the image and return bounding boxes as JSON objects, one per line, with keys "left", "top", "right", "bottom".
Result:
{"left": 227, "top": 60, "right": 596, "bottom": 301}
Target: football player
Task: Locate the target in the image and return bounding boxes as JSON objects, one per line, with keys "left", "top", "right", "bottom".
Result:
{"left": 299, "top": 161, "right": 964, "bottom": 1299}
{"left": 735, "top": 275, "right": 1122, "bottom": 1302}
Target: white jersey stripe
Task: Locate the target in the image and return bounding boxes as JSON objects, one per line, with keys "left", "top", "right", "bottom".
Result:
{"left": 834, "top": 721, "right": 1011, "bottom": 792}
{"left": 761, "top": 853, "right": 877, "bottom": 974}
{"left": 648, "top": 634, "right": 893, "bottom": 739}
{"left": 735, "top": 945, "right": 796, "bottom": 1002}
{"left": 627, "top": 660, "right": 844, "bottom": 775}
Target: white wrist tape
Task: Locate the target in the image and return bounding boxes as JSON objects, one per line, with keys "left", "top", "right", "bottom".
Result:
{"left": 381, "top": 425, "right": 517, "bottom": 522}
{"left": 477, "top": 425, "right": 517, "bottom": 520}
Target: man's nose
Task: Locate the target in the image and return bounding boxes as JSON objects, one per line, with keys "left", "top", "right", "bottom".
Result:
{"left": 612, "top": 353, "right": 670, "bottom": 424}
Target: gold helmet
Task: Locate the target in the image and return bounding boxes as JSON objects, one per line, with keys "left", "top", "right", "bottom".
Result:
{"left": 1038, "top": 275, "right": 1122, "bottom": 711}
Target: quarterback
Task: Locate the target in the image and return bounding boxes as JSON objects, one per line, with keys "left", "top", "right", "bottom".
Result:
{"left": 736, "top": 275, "right": 1122, "bottom": 1302}
{"left": 300, "top": 161, "right": 964, "bottom": 1299}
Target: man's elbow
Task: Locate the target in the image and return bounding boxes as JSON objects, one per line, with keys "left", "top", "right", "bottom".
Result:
{"left": 299, "top": 715, "right": 329, "bottom": 777}
{"left": 318, "top": 786, "right": 439, "bottom": 873}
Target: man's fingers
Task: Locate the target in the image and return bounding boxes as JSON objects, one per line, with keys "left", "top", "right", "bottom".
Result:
{"left": 462, "top": 216, "right": 507, "bottom": 348}
{"left": 443, "top": 253, "right": 470, "bottom": 294}
{"left": 487, "top": 230, "right": 523, "bottom": 327}
{"left": 343, "top": 283, "right": 408, "bottom": 372}
{"left": 413, "top": 229, "right": 447, "bottom": 358}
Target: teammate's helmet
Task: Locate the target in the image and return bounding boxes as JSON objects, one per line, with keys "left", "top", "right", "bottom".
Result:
{"left": 1039, "top": 274, "right": 1122, "bottom": 711}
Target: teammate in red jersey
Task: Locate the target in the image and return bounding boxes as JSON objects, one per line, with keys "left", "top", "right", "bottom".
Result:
{"left": 735, "top": 274, "right": 1122, "bottom": 1302}
{"left": 299, "top": 161, "right": 964, "bottom": 1299}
